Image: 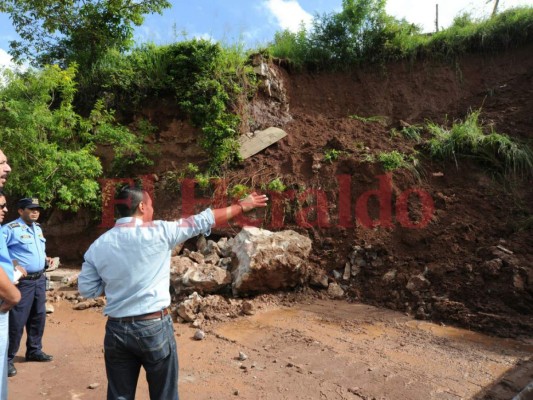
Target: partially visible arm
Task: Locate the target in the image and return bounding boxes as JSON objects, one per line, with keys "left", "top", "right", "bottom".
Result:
{"left": 0, "top": 267, "right": 20, "bottom": 312}
{"left": 213, "top": 192, "right": 268, "bottom": 226}
{"left": 166, "top": 192, "right": 268, "bottom": 247}
{"left": 78, "top": 256, "right": 105, "bottom": 299}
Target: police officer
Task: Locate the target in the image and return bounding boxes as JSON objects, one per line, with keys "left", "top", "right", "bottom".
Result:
{"left": 2, "top": 198, "right": 52, "bottom": 378}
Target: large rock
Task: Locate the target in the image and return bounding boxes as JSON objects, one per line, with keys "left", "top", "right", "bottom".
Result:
{"left": 170, "top": 257, "right": 231, "bottom": 295}
{"left": 231, "top": 227, "right": 312, "bottom": 296}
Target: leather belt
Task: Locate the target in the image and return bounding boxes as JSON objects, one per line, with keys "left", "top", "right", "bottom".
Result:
{"left": 22, "top": 270, "right": 44, "bottom": 280}
{"left": 108, "top": 308, "right": 170, "bottom": 323}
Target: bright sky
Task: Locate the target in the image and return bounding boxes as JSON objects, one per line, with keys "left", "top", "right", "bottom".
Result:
{"left": 0, "top": 0, "right": 531, "bottom": 67}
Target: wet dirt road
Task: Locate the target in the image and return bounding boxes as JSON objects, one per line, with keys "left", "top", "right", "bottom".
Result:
{"left": 9, "top": 299, "right": 533, "bottom": 399}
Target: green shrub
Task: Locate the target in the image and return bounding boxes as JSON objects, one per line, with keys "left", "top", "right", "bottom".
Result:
{"left": 269, "top": 4, "right": 533, "bottom": 69}
{"left": 186, "top": 163, "right": 200, "bottom": 175}
{"left": 266, "top": 178, "right": 287, "bottom": 192}
{"left": 229, "top": 184, "right": 250, "bottom": 199}
{"left": 81, "top": 39, "right": 257, "bottom": 171}
{"left": 0, "top": 65, "right": 148, "bottom": 211}
{"left": 427, "top": 109, "right": 533, "bottom": 176}
{"left": 324, "top": 148, "right": 343, "bottom": 163}
{"left": 400, "top": 125, "right": 422, "bottom": 142}
{"left": 194, "top": 173, "right": 211, "bottom": 191}
{"left": 378, "top": 150, "right": 406, "bottom": 170}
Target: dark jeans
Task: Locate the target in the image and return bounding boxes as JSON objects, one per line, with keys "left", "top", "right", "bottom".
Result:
{"left": 8, "top": 274, "right": 47, "bottom": 362}
{"left": 104, "top": 314, "right": 179, "bottom": 400}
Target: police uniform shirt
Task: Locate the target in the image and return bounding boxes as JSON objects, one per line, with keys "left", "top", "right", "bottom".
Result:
{"left": 1, "top": 217, "right": 46, "bottom": 273}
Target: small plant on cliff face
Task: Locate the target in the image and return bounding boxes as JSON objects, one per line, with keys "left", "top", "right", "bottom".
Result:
{"left": 401, "top": 125, "right": 422, "bottom": 142}
{"left": 349, "top": 114, "right": 387, "bottom": 125}
{"left": 229, "top": 184, "right": 250, "bottom": 199}
{"left": 161, "top": 170, "right": 184, "bottom": 193}
{"left": 354, "top": 141, "right": 366, "bottom": 151}
{"left": 378, "top": 150, "right": 406, "bottom": 171}
{"left": 186, "top": 163, "right": 200, "bottom": 175}
{"left": 324, "top": 148, "right": 343, "bottom": 163}
{"left": 194, "top": 173, "right": 211, "bottom": 191}
{"left": 427, "top": 109, "right": 533, "bottom": 177}
{"left": 266, "top": 178, "right": 287, "bottom": 192}
{"left": 362, "top": 153, "right": 375, "bottom": 163}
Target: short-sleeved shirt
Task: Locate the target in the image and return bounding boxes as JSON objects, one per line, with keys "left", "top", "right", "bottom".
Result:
{"left": 78, "top": 209, "right": 215, "bottom": 318}
{"left": 1, "top": 218, "right": 46, "bottom": 273}
{"left": 0, "top": 224, "right": 13, "bottom": 282}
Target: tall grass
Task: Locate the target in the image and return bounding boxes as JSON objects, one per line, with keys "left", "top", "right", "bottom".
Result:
{"left": 427, "top": 110, "right": 533, "bottom": 177}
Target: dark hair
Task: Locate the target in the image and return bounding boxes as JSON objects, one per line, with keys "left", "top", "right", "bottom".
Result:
{"left": 0, "top": 188, "right": 4, "bottom": 196}
{"left": 115, "top": 185, "right": 145, "bottom": 218}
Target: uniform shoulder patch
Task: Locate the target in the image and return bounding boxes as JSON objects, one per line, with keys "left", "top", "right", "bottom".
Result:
{"left": 7, "top": 222, "right": 20, "bottom": 229}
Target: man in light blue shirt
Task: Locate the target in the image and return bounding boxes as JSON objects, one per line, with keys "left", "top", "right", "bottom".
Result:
{"left": 79, "top": 184, "right": 267, "bottom": 400}
{"left": 0, "top": 150, "right": 21, "bottom": 400}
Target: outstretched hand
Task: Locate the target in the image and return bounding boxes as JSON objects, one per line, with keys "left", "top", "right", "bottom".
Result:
{"left": 239, "top": 192, "right": 269, "bottom": 212}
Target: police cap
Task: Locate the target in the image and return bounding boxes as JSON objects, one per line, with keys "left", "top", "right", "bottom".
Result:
{"left": 17, "top": 197, "right": 43, "bottom": 210}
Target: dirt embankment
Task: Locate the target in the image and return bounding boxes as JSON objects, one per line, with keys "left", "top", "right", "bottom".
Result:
{"left": 43, "top": 44, "right": 533, "bottom": 338}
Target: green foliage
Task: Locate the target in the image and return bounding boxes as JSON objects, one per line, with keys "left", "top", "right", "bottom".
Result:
{"left": 161, "top": 163, "right": 203, "bottom": 193}
{"left": 400, "top": 125, "right": 422, "bottom": 142}
{"left": 269, "top": 4, "right": 533, "bottom": 69}
{"left": 0, "top": 0, "right": 171, "bottom": 69}
{"left": 185, "top": 163, "right": 200, "bottom": 175}
{"left": 324, "top": 149, "right": 343, "bottom": 163}
{"left": 266, "top": 178, "right": 287, "bottom": 192}
{"left": 270, "top": 0, "right": 419, "bottom": 68}
{"left": 160, "top": 170, "right": 183, "bottom": 193}
{"left": 84, "top": 40, "right": 255, "bottom": 170}
{"left": 194, "top": 173, "right": 211, "bottom": 191}
{"left": 269, "top": 27, "right": 310, "bottom": 68}
{"left": 228, "top": 184, "right": 250, "bottom": 199}
{"left": 378, "top": 150, "right": 407, "bottom": 171}
{"left": 0, "top": 65, "right": 149, "bottom": 211}
{"left": 427, "top": 110, "right": 533, "bottom": 176}
{"left": 416, "top": 7, "right": 533, "bottom": 59}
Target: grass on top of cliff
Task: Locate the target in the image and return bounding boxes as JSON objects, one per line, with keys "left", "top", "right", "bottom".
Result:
{"left": 268, "top": 5, "right": 533, "bottom": 70}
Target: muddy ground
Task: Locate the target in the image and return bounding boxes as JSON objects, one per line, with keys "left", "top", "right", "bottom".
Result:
{"left": 8, "top": 293, "right": 533, "bottom": 400}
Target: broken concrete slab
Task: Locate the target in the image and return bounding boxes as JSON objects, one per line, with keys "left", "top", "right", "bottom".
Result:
{"left": 238, "top": 127, "right": 287, "bottom": 159}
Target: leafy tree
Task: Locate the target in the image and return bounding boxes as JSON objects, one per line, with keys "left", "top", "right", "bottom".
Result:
{"left": 270, "top": 0, "right": 409, "bottom": 67}
{"left": 312, "top": 0, "right": 390, "bottom": 63}
{"left": 0, "top": 0, "right": 171, "bottom": 68}
{"left": 0, "top": 65, "right": 150, "bottom": 211}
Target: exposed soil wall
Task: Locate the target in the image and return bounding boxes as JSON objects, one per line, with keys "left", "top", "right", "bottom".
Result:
{"left": 44, "top": 44, "right": 533, "bottom": 338}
